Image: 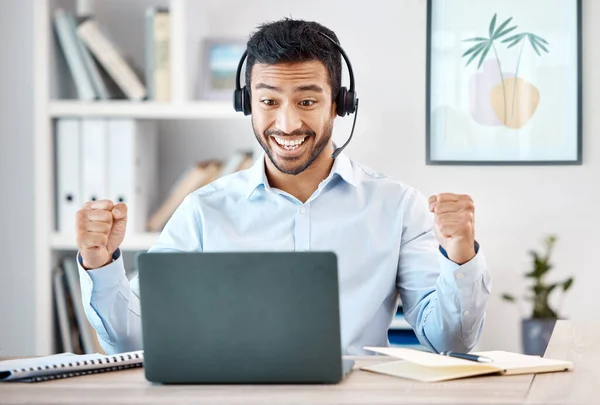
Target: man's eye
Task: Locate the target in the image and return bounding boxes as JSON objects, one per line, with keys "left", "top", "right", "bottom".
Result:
{"left": 300, "top": 100, "right": 315, "bottom": 107}
{"left": 261, "top": 99, "right": 276, "bottom": 106}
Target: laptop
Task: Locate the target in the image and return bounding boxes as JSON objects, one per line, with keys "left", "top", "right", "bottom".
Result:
{"left": 136, "top": 251, "right": 354, "bottom": 384}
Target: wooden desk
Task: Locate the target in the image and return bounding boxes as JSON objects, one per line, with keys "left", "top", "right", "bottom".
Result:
{"left": 0, "top": 320, "right": 592, "bottom": 405}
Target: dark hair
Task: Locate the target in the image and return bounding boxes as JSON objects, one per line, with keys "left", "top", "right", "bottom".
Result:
{"left": 245, "top": 18, "right": 342, "bottom": 102}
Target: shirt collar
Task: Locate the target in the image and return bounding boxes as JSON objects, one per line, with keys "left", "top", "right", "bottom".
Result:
{"left": 244, "top": 151, "right": 357, "bottom": 200}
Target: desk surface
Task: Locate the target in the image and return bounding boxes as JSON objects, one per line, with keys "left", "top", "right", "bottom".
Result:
{"left": 0, "top": 320, "right": 594, "bottom": 405}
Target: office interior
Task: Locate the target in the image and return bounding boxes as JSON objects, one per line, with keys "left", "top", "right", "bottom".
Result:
{"left": 0, "top": 0, "right": 595, "bottom": 359}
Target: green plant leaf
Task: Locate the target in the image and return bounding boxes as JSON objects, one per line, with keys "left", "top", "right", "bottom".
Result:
{"left": 502, "top": 293, "right": 516, "bottom": 302}
{"left": 477, "top": 43, "right": 492, "bottom": 69}
{"left": 502, "top": 33, "right": 525, "bottom": 43}
{"left": 528, "top": 34, "right": 541, "bottom": 56}
{"left": 463, "top": 37, "right": 489, "bottom": 42}
{"left": 547, "top": 283, "right": 559, "bottom": 294}
{"left": 532, "top": 36, "right": 549, "bottom": 53}
{"left": 493, "top": 17, "right": 513, "bottom": 37}
{"left": 506, "top": 37, "right": 523, "bottom": 49}
{"left": 535, "top": 35, "right": 549, "bottom": 44}
{"left": 494, "top": 25, "right": 517, "bottom": 40}
{"left": 465, "top": 43, "right": 487, "bottom": 67}
{"left": 563, "top": 277, "right": 574, "bottom": 291}
{"left": 489, "top": 13, "right": 497, "bottom": 37}
{"left": 462, "top": 41, "right": 488, "bottom": 58}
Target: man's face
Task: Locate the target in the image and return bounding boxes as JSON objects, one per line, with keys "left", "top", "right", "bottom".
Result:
{"left": 250, "top": 60, "right": 336, "bottom": 175}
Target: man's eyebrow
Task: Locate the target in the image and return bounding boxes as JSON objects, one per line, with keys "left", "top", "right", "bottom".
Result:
{"left": 294, "top": 85, "right": 323, "bottom": 93}
{"left": 254, "top": 83, "right": 324, "bottom": 93}
{"left": 255, "top": 83, "right": 281, "bottom": 92}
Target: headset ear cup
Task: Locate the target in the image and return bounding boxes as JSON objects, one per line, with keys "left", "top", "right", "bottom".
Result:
{"left": 336, "top": 87, "right": 348, "bottom": 117}
{"left": 243, "top": 87, "right": 251, "bottom": 116}
{"left": 345, "top": 91, "right": 357, "bottom": 115}
{"left": 233, "top": 88, "right": 244, "bottom": 113}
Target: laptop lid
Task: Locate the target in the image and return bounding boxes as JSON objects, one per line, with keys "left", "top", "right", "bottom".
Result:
{"left": 137, "top": 251, "right": 348, "bottom": 384}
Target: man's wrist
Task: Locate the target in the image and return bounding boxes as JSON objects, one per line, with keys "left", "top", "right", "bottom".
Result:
{"left": 439, "top": 241, "right": 480, "bottom": 265}
{"left": 78, "top": 249, "right": 121, "bottom": 269}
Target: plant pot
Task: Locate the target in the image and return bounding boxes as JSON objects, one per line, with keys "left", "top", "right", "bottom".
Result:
{"left": 490, "top": 77, "right": 540, "bottom": 129}
{"left": 521, "top": 318, "right": 556, "bottom": 355}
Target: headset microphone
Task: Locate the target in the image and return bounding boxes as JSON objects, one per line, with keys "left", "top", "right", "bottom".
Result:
{"left": 233, "top": 31, "right": 359, "bottom": 159}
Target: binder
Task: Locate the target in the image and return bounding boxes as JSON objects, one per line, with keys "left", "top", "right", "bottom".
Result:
{"left": 80, "top": 119, "right": 109, "bottom": 203}
{"left": 107, "top": 119, "right": 158, "bottom": 233}
{"left": 55, "top": 118, "right": 81, "bottom": 234}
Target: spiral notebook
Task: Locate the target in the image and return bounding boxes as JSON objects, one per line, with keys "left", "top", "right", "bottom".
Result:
{"left": 0, "top": 350, "right": 143, "bottom": 382}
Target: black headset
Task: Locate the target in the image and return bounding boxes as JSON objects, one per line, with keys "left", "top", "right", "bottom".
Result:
{"left": 233, "top": 31, "right": 359, "bottom": 159}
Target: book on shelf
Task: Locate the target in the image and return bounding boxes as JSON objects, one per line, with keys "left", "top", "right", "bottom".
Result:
{"left": 51, "top": 257, "right": 104, "bottom": 355}
{"left": 77, "top": 19, "right": 147, "bottom": 101}
{"left": 145, "top": 7, "right": 171, "bottom": 101}
{"left": 52, "top": 7, "right": 174, "bottom": 102}
{"left": 147, "top": 151, "right": 254, "bottom": 232}
{"left": 52, "top": 9, "right": 96, "bottom": 100}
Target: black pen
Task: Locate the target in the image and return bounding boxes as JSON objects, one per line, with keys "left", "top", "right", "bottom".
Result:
{"left": 439, "top": 351, "right": 493, "bottom": 363}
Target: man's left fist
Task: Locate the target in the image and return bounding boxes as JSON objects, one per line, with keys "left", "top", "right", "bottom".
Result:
{"left": 428, "top": 193, "right": 476, "bottom": 265}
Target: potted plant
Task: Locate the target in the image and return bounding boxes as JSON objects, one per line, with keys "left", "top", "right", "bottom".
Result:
{"left": 502, "top": 235, "right": 573, "bottom": 355}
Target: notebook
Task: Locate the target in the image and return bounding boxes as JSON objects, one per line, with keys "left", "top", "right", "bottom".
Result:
{"left": 362, "top": 347, "right": 573, "bottom": 382}
{"left": 0, "top": 350, "right": 143, "bottom": 382}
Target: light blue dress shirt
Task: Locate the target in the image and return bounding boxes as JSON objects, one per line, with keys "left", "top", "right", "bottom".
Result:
{"left": 78, "top": 152, "right": 492, "bottom": 355}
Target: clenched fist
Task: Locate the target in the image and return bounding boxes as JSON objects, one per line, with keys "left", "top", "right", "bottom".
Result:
{"left": 76, "top": 200, "right": 128, "bottom": 270}
{"left": 429, "top": 193, "right": 476, "bottom": 265}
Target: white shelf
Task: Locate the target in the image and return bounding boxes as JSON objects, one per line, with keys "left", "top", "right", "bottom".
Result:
{"left": 51, "top": 232, "right": 160, "bottom": 251}
{"left": 48, "top": 101, "right": 243, "bottom": 119}
{"left": 389, "top": 315, "right": 412, "bottom": 330}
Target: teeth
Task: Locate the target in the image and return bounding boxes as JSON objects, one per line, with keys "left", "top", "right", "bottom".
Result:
{"left": 274, "top": 136, "right": 307, "bottom": 146}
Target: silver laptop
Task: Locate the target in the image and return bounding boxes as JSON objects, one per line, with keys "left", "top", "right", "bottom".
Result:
{"left": 136, "top": 251, "right": 354, "bottom": 384}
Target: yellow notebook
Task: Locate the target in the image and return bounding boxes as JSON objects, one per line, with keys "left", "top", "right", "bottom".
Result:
{"left": 362, "top": 347, "right": 573, "bottom": 382}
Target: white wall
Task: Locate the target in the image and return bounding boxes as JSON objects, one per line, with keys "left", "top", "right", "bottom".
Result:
{"left": 0, "top": 0, "right": 36, "bottom": 355}
{"left": 167, "top": 0, "right": 598, "bottom": 352}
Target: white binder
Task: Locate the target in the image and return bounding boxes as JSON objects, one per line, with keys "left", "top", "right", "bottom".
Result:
{"left": 107, "top": 119, "right": 158, "bottom": 233}
{"left": 55, "top": 118, "right": 81, "bottom": 234}
{"left": 80, "top": 119, "right": 109, "bottom": 203}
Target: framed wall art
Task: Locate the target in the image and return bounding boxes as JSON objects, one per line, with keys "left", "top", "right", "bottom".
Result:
{"left": 198, "top": 38, "right": 246, "bottom": 100}
{"left": 426, "top": 0, "right": 582, "bottom": 165}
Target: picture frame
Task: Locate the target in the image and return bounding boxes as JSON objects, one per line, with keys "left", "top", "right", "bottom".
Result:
{"left": 425, "top": 0, "right": 582, "bottom": 165}
{"left": 198, "top": 38, "right": 247, "bottom": 101}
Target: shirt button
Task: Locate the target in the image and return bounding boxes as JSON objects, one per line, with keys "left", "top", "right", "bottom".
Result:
{"left": 456, "top": 272, "right": 464, "bottom": 280}
{"left": 463, "top": 310, "right": 470, "bottom": 316}
{"left": 299, "top": 206, "right": 305, "bottom": 214}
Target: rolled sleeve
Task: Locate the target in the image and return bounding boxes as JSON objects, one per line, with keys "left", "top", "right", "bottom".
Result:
{"left": 77, "top": 250, "right": 129, "bottom": 345}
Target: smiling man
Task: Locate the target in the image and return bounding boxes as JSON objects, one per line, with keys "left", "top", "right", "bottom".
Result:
{"left": 75, "top": 18, "right": 491, "bottom": 355}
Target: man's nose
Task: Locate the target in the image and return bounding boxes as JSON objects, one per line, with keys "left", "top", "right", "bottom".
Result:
{"left": 275, "top": 104, "right": 302, "bottom": 134}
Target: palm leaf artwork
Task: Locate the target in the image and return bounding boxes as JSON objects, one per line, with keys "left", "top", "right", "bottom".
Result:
{"left": 501, "top": 32, "right": 550, "bottom": 117}
{"left": 462, "top": 14, "right": 517, "bottom": 123}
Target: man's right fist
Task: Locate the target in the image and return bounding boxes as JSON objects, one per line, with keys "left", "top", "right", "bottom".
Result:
{"left": 76, "top": 200, "right": 128, "bottom": 270}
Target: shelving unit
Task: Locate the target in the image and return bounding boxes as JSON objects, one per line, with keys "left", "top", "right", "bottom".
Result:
{"left": 51, "top": 232, "right": 160, "bottom": 251}
{"left": 33, "top": 0, "right": 256, "bottom": 354}
{"left": 48, "top": 100, "right": 241, "bottom": 119}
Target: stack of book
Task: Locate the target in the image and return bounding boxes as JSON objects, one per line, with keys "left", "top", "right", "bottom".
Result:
{"left": 53, "top": 7, "right": 170, "bottom": 101}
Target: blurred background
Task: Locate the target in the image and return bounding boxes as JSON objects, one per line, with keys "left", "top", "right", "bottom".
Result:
{"left": 0, "top": 0, "right": 596, "bottom": 356}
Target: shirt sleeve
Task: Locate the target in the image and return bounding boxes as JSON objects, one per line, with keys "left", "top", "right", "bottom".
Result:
{"left": 396, "top": 187, "right": 492, "bottom": 353}
{"left": 78, "top": 194, "right": 203, "bottom": 354}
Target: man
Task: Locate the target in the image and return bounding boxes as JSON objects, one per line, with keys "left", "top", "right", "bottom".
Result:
{"left": 76, "top": 18, "right": 491, "bottom": 355}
